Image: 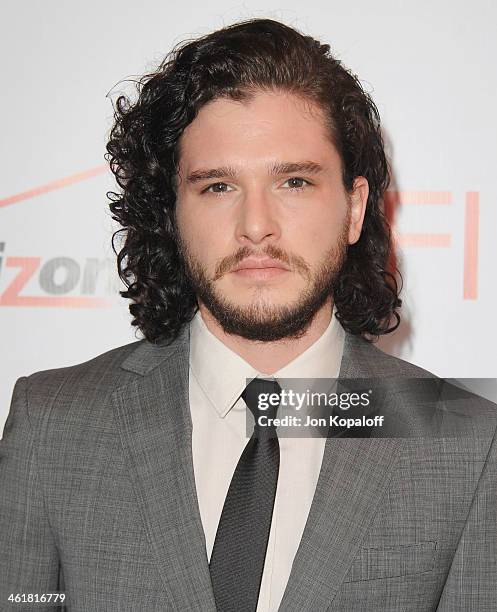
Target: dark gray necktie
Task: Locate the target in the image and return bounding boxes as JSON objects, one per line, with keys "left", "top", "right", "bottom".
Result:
{"left": 209, "top": 377, "right": 282, "bottom": 612}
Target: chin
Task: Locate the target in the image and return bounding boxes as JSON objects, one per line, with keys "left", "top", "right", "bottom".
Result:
{"left": 224, "top": 280, "right": 300, "bottom": 300}
{"left": 222, "top": 293, "right": 296, "bottom": 311}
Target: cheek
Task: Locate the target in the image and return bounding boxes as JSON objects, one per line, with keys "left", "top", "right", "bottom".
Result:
{"left": 176, "top": 201, "right": 229, "bottom": 260}
{"left": 292, "top": 213, "right": 342, "bottom": 252}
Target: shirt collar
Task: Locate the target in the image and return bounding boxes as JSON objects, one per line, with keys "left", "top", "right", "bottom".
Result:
{"left": 189, "top": 305, "right": 345, "bottom": 418}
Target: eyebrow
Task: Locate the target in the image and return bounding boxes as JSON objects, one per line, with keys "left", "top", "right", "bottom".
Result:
{"left": 185, "top": 160, "right": 324, "bottom": 184}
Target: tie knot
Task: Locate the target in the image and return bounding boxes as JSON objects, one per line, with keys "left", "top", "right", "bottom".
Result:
{"left": 241, "top": 378, "right": 282, "bottom": 436}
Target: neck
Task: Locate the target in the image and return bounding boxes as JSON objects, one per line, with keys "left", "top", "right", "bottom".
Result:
{"left": 197, "top": 298, "right": 333, "bottom": 375}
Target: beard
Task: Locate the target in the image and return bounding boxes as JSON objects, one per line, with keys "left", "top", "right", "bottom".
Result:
{"left": 176, "top": 214, "right": 350, "bottom": 342}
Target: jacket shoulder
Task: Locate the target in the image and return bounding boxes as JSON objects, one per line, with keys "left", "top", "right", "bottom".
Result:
{"left": 342, "top": 332, "right": 439, "bottom": 379}
{"left": 32, "top": 337, "right": 144, "bottom": 376}
{"left": 20, "top": 338, "right": 147, "bottom": 408}
{"left": 346, "top": 334, "right": 497, "bottom": 428}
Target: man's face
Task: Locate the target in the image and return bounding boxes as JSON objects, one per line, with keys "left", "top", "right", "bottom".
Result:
{"left": 174, "top": 89, "right": 367, "bottom": 341}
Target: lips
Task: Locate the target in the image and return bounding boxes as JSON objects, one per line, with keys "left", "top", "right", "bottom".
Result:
{"left": 233, "top": 258, "right": 290, "bottom": 272}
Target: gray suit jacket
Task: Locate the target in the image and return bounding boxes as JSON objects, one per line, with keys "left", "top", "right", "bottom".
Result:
{"left": 1, "top": 323, "right": 496, "bottom": 611}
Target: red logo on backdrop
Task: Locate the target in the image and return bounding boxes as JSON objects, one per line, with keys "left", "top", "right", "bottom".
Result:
{"left": 384, "top": 190, "right": 479, "bottom": 300}
{"left": 0, "top": 167, "right": 480, "bottom": 307}
{"left": 0, "top": 246, "right": 116, "bottom": 308}
{"left": 0, "top": 165, "right": 115, "bottom": 308}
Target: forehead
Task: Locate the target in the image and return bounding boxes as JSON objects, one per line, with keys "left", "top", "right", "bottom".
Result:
{"left": 177, "top": 89, "right": 340, "bottom": 171}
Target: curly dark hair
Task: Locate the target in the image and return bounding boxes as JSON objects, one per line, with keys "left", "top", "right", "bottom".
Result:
{"left": 105, "top": 17, "right": 401, "bottom": 345}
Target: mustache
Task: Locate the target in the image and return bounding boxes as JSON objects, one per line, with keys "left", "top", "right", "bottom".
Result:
{"left": 212, "top": 245, "right": 310, "bottom": 281}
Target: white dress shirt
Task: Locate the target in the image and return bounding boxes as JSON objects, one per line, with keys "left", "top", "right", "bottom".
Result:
{"left": 188, "top": 306, "right": 345, "bottom": 611}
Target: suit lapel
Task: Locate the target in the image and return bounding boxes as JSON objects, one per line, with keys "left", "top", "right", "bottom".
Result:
{"left": 111, "top": 324, "right": 217, "bottom": 611}
{"left": 278, "top": 332, "right": 403, "bottom": 610}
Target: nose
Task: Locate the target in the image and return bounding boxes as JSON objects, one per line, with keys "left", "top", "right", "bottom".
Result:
{"left": 235, "top": 188, "right": 282, "bottom": 245}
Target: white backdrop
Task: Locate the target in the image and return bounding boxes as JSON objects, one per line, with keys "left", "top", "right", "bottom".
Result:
{"left": 1, "top": 0, "right": 496, "bottom": 431}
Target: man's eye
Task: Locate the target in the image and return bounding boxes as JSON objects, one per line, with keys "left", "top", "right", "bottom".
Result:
{"left": 202, "top": 182, "right": 232, "bottom": 195}
{"left": 283, "top": 177, "right": 312, "bottom": 190}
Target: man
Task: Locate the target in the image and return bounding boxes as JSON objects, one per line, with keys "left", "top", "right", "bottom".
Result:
{"left": 1, "top": 18, "right": 496, "bottom": 612}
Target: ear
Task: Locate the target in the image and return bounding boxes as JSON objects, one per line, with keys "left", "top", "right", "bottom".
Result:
{"left": 347, "top": 176, "right": 369, "bottom": 245}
